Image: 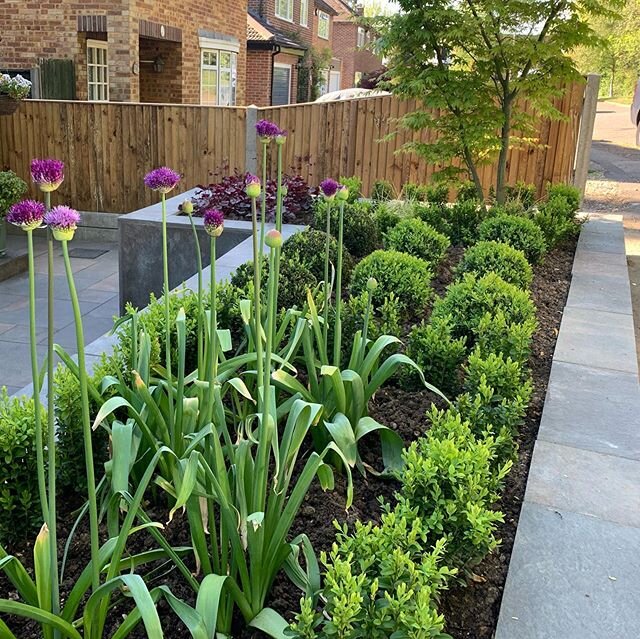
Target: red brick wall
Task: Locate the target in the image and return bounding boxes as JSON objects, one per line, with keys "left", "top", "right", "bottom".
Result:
{"left": 332, "top": 20, "right": 382, "bottom": 89}
{"left": 138, "top": 38, "right": 182, "bottom": 103}
{"left": 249, "top": 0, "right": 313, "bottom": 47}
{"left": 0, "top": 0, "right": 247, "bottom": 104}
{"left": 246, "top": 49, "right": 273, "bottom": 106}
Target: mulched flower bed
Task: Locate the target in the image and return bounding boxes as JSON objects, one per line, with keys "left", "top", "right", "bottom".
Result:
{"left": 0, "top": 238, "right": 576, "bottom": 638}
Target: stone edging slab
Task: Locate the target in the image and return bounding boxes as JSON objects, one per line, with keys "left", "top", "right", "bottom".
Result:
{"left": 495, "top": 215, "right": 640, "bottom": 638}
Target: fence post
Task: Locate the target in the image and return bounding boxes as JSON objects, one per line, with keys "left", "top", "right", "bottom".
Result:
{"left": 573, "top": 74, "right": 600, "bottom": 200}
{"left": 245, "top": 105, "right": 258, "bottom": 175}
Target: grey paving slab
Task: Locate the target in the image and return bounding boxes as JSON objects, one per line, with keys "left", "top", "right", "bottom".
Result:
{"left": 0, "top": 340, "right": 48, "bottom": 389}
{"left": 553, "top": 306, "right": 638, "bottom": 375}
{"left": 571, "top": 248, "right": 629, "bottom": 277}
{"left": 565, "top": 271, "right": 633, "bottom": 314}
{"left": 577, "top": 229, "right": 626, "bottom": 254}
{"left": 0, "top": 322, "right": 14, "bottom": 335}
{"left": 2, "top": 386, "right": 21, "bottom": 397}
{"left": 538, "top": 361, "right": 640, "bottom": 460}
{"left": 580, "top": 217, "right": 626, "bottom": 238}
{"left": 526, "top": 440, "right": 640, "bottom": 528}
{"left": 496, "top": 502, "right": 640, "bottom": 639}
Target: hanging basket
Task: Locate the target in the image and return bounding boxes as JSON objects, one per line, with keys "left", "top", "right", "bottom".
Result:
{"left": 0, "top": 95, "right": 20, "bottom": 116}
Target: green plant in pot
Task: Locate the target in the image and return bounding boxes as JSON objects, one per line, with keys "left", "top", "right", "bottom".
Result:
{"left": 0, "top": 170, "right": 27, "bottom": 256}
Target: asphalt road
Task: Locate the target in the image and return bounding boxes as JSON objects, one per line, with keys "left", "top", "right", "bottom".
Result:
{"left": 584, "top": 100, "right": 640, "bottom": 368}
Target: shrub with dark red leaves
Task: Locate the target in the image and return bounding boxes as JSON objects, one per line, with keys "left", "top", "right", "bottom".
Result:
{"left": 192, "top": 171, "right": 316, "bottom": 225}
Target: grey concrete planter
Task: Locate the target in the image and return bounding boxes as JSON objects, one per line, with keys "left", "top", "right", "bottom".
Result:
{"left": 118, "top": 188, "right": 304, "bottom": 312}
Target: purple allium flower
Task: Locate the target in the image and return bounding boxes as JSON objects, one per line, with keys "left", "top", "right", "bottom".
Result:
{"left": 203, "top": 208, "right": 224, "bottom": 237}
{"left": 245, "top": 174, "right": 261, "bottom": 199}
{"left": 6, "top": 199, "right": 45, "bottom": 231}
{"left": 255, "top": 119, "right": 282, "bottom": 140}
{"left": 44, "top": 205, "right": 81, "bottom": 241}
{"left": 320, "top": 178, "right": 340, "bottom": 200}
{"left": 144, "top": 167, "right": 181, "bottom": 194}
{"left": 30, "top": 158, "right": 64, "bottom": 192}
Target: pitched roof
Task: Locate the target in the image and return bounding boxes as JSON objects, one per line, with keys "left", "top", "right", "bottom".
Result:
{"left": 247, "top": 12, "right": 306, "bottom": 50}
{"left": 314, "top": 0, "right": 339, "bottom": 16}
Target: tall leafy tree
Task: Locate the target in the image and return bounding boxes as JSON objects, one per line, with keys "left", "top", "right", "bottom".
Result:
{"left": 376, "top": 0, "right": 620, "bottom": 202}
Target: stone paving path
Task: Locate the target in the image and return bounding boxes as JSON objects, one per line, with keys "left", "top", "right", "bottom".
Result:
{"left": 495, "top": 216, "right": 640, "bottom": 638}
{"left": 0, "top": 234, "right": 118, "bottom": 395}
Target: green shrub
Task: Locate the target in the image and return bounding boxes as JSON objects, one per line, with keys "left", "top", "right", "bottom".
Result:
{"left": 290, "top": 509, "right": 453, "bottom": 639}
{"left": 231, "top": 255, "right": 317, "bottom": 311}
{"left": 487, "top": 201, "right": 527, "bottom": 217}
{"left": 424, "top": 182, "right": 450, "bottom": 204}
{"left": 474, "top": 310, "right": 537, "bottom": 365}
{"left": 412, "top": 201, "right": 451, "bottom": 235}
{"left": 478, "top": 214, "right": 547, "bottom": 263}
{"left": 314, "top": 199, "right": 380, "bottom": 258}
{"left": 431, "top": 272, "right": 536, "bottom": 344}
{"left": 0, "top": 170, "right": 27, "bottom": 217}
{"left": 504, "top": 181, "right": 536, "bottom": 209}
{"left": 401, "top": 181, "right": 428, "bottom": 201}
{"left": 371, "top": 179, "right": 395, "bottom": 201}
{"left": 54, "top": 357, "right": 115, "bottom": 494}
{"left": 0, "top": 388, "right": 47, "bottom": 544}
{"left": 534, "top": 196, "right": 581, "bottom": 248}
{"left": 397, "top": 412, "right": 510, "bottom": 568}
{"left": 384, "top": 217, "right": 450, "bottom": 264}
{"left": 374, "top": 202, "right": 402, "bottom": 236}
{"left": 547, "top": 183, "right": 581, "bottom": 212}
{"left": 350, "top": 249, "right": 433, "bottom": 312}
{"left": 339, "top": 175, "right": 362, "bottom": 203}
{"left": 405, "top": 316, "right": 467, "bottom": 395}
{"left": 415, "top": 200, "right": 486, "bottom": 246}
{"left": 456, "top": 240, "right": 533, "bottom": 289}
{"left": 283, "top": 228, "right": 355, "bottom": 282}
{"left": 456, "top": 180, "right": 482, "bottom": 203}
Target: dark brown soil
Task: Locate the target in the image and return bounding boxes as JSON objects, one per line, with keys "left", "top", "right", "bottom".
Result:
{"left": 0, "top": 239, "right": 576, "bottom": 639}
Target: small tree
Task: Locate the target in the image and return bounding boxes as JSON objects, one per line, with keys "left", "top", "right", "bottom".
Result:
{"left": 376, "top": 0, "right": 620, "bottom": 202}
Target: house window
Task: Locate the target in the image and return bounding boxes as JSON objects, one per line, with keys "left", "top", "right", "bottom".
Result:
{"left": 318, "top": 11, "right": 330, "bottom": 39}
{"left": 276, "top": 0, "right": 294, "bottom": 21}
{"left": 201, "top": 49, "right": 237, "bottom": 106}
{"left": 272, "top": 63, "right": 292, "bottom": 105}
{"left": 300, "top": 0, "right": 309, "bottom": 26}
{"left": 87, "top": 40, "right": 108, "bottom": 101}
{"left": 357, "top": 27, "right": 366, "bottom": 48}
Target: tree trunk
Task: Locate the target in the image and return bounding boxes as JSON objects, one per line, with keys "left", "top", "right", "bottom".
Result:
{"left": 495, "top": 97, "right": 513, "bottom": 204}
{"left": 462, "top": 148, "right": 484, "bottom": 201}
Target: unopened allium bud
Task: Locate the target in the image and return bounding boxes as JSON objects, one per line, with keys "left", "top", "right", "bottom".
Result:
{"left": 245, "top": 174, "right": 261, "bottom": 199}
{"left": 275, "top": 131, "right": 287, "bottom": 145}
{"left": 336, "top": 185, "right": 349, "bottom": 202}
{"left": 280, "top": 184, "right": 288, "bottom": 198}
{"left": 366, "top": 277, "right": 378, "bottom": 292}
{"left": 265, "top": 229, "right": 283, "bottom": 249}
{"left": 182, "top": 199, "right": 194, "bottom": 215}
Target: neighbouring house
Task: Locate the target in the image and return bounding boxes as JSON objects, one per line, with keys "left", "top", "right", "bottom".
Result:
{"left": 245, "top": 0, "right": 340, "bottom": 106}
{"left": 326, "top": 0, "right": 383, "bottom": 90}
{"left": 0, "top": 0, "right": 247, "bottom": 105}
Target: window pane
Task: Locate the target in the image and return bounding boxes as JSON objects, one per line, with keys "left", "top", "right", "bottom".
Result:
{"left": 220, "top": 52, "right": 231, "bottom": 69}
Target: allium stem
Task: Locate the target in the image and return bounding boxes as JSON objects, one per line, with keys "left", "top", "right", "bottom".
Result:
{"left": 187, "top": 212, "right": 204, "bottom": 374}
{"left": 361, "top": 288, "right": 373, "bottom": 368}
{"left": 322, "top": 201, "right": 332, "bottom": 355}
{"left": 210, "top": 236, "right": 218, "bottom": 382}
{"left": 45, "top": 189, "right": 60, "bottom": 623}
{"left": 333, "top": 200, "right": 345, "bottom": 367}
{"left": 27, "top": 229, "right": 49, "bottom": 524}
{"left": 161, "top": 193, "right": 174, "bottom": 427}
{"left": 61, "top": 240, "right": 99, "bottom": 591}
{"left": 272, "top": 142, "right": 284, "bottom": 343}
{"left": 251, "top": 197, "right": 264, "bottom": 388}
{"left": 259, "top": 141, "right": 268, "bottom": 257}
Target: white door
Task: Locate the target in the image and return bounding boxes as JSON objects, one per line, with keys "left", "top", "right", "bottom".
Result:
{"left": 329, "top": 70, "right": 341, "bottom": 93}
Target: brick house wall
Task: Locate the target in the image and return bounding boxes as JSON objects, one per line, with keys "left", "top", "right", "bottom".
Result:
{"left": 0, "top": 0, "right": 247, "bottom": 104}
{"left": 248, "top": 0, "right": 313, "bottom": 47}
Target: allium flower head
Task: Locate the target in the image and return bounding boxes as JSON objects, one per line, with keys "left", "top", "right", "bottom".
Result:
{"left": 203, "top": 208, "right": 224, "bottom": 237}
{"left": 255, "top": 119, "right": 282, "bottom": 140}
{"left": 6, "top": 199, "right": 45, "bottom": 231}
{"left": 44, "top": 205, "right": 81, "bottom": 241}
{"left": 245, "top": 174, "right": 261, "bottom": 199}
{"left": 30, "top": 158, "right": 64, "bottom": 192}
{"left": 265, "top": 228, "right": 282, "bottom": 249}
{"left": 320, "top": 178, "right": 340, "bottom": 200}
{"left": 336, "top": 185, "right": 349, "bottom": 202}
{"left": 144, "top": 167, "right": 181, "bottom": 194}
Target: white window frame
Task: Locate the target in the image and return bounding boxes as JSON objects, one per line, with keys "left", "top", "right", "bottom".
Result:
{"left": 357, "top": 27, "right": 366, "bottom": 48}
{"left": 276, "top": 0, "right": 294, "bottom": 22}
{"left": 87, "top": 39, "right": 109, "bottom": 102}
{"left": 317, "top": 11, "right": 330, "bottom": 39}
{"left": 273, "top": 62, "right": 292, "bottom": 105}
{"left": 300, "top": 0, "right": 309, "bottom": 27}
{"left": 200, "top": 47, "right": 238, "bottom": 106}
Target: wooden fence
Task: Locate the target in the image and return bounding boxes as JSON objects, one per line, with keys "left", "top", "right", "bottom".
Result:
{"left": 0, "top": 83, "right": 586, "bottom": 213}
